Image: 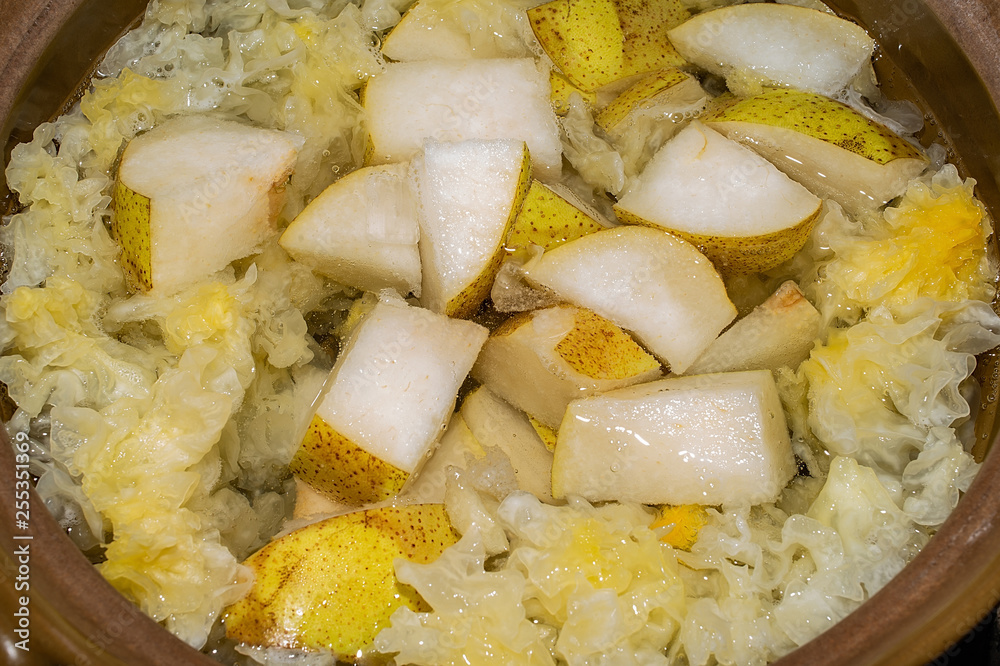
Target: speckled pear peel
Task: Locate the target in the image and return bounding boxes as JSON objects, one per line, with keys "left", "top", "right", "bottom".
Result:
{"left": 505, "top": 180, "right": 604, "bottom": 254}
{"left": 224, "top": 504, "right": 459, "bottom": 657}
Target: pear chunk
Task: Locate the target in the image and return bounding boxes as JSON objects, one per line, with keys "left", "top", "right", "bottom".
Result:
{"left": 381, "top": 0, "right": 536, "bottom": 62}
{"left": 289, "top": 295, "right": 487, "bottom": 505}
{"left": 224, "top": 504, "right": 458, "bottom": 660}
{"left": 401, "top": 413, "right": 484, "bottom": 504}
{"left": 527, "top": 0, "right": 689, "bottom": 92}
{"left": 524, "top": 225, "right": 736, "bottom": 373}
{"left": 552, "top": 370, "right": 796, "bottom": 506}
{"left": 472, "top": 304, "right": 661, "bottom": 428}
{"left": 381, "top": 1, "right": 477, "bottom": 61}
{"left": 527, "top": 0, "right": 625, "bottom": 92}
{"left": 112, "top": 115, "right": 301, "bottom": 294}
{"left": 595, "top": 67, "right": 706, "bottom": 136}
{"left": 416, "top": 139, "right": 531, "bottom": 317}
{"left": 613, "top": 0, "right": 689, "bottom": 78}
{"left": 684, "top": 280, "right": 822, "bottom": 375}
{"left": 459, "top": 386, "right": 555, "bottom": 502}
{"left": 278, "top": 162, "right": 421, "bottom": 296}
{"left": 667, "top": 3, "right": 875, "bottom": 96}
{"left": 363, "top": 58, "right": 563, "bottom": 178}
{"left": 505, "top": 180, "right": 606, "bottom": 254}
{"left": 549, "top": 70, "right": 598, "bottom": 115}
{"left": 704, "top": 89, "right": 929, "bottom": 214}
{"left": 615, "top": 121, "right": 821, "bottom": 274}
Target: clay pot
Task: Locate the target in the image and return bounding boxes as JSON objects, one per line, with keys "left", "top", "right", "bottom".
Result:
{"left": 1, "top": 1, "right": 999, "bottom": 664}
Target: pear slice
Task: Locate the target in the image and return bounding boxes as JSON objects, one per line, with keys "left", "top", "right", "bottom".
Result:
{"left": 595, "top": 67, "right": 706, "bottom": 136}
{"left": 278, "top": 162, "right": 421, "bottom": 296}
{"left": 524, "top": 225, "right": 736, "bottom": 373}
{"left": 381, "top": 1, "right": 476, "bottom": 61}
{"left": 528, "top": 414, "right": 558, "bottom": 452}
{"left": 614, "top": 122, "right": 822, "bottom": 274}
{"left": 703, "top": 89, "right": 929, "bottom": 214}
{"left": 552, "top": 370, "right": 796, "bottom": 506}
{"left": 472, "top": 304, "right": 661, "bottom": 428}
{"left": 416, "top": 139, "right": 531, "bottom": 317}
{"left": 363, "top": 58, "right": 563, "bottom": 178}
{"left": 667, "top": 3, "right": 875, "bottom": 96}
{"left": 291, "top": 478, "right": 346, "bottom": 523}
{"left": 612, "top": 0, "right": 689, "bottom": 78}
{"left": 684, "top": 280, "right": 821, "bottom": 375}
{"left": 401, "top": 413, "right": 484, "bottom": 504}
{"left": 527, "top": 0, "right": 625, "bottom": 92}
{"left": 381, "top": 0, "right": 537, "bottom": 62}
{"left": 549, "top": 69, "right": 598, "bottom": 116}
{"left": 505, "top": 180, "right": 606, "bottom": 254}
{"left": 224, "top": 504, "right": 458, "bottom": 659}
{"left": 289, "top": 294, "right": 487, "bottom": 505}
{"left": 490, "top": 259, "right": 561, "bottom": 314}
{"left": 112, "top": 115, "right": 302, "bottom": 295}
{"left": 459, "top": 386, "right": 555, "bottom": 502}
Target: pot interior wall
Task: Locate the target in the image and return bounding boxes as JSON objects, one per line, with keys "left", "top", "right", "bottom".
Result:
{"left": 1, "top": 0, "right": 148, "bottom": 215}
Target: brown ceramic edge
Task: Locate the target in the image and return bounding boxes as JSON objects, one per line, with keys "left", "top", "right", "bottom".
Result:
{"left": 924, "top": 0, "right": 1000, "bottom": 107}
{"left": 0, "top": 426, "right": 220, "bottom": 665}
{"left": 0, "top": 0, "right": 81, "bottom": 156}
{"left": 775, "top": 3, "right": 1000, "bottom": 662}
{"left": 0, "top": 0, "right": 226, "bottom": 663}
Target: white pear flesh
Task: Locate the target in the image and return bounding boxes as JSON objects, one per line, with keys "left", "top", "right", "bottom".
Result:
{"left": 490, "top": 259, "right": 561, "bottom": 313}
{"left": 363, "top": 58, "right": 562, "bottom": 178}
{"left": 291, "top": 478, "right": 347, "bottom": 523}
{"left": 667, "top": 3, "right": 875, "bottom": 96}
{"left": 381, "top": 0, "right": 536, "bottom": 62}
{"left": 472, "top": 305, "right": 661, "bottom": 428}
{"left": 381, "top": 1, "right": 476, "bottom": 61}
{"left": 615, "top": 121, "right": 821, "bottom": 274}
{"left": 595, "top": 68, "right": 707, "bottom": 137}
{"left": 459, "top": 386, "right": 555, "bottom": 502}
{"left": 113, "top": 115, "right": 302, "bottom": 295}
{"left": 279, "top": 163, "right": 421, "bottom": 296}
{"left": 524, "top": 226, "right": 736, "bottom": 373}
{"left": 290, "top": 295, "right": 487, "bottom": 505}
{"left": 401, "top": 413, "right": 484, "bottom": 504}
{"left": 416, "top": 138, "right": 530, "bottom": 317}
{"left": 703, "top": 89, "right": 929, "bottom": 215}
{"left": 685, "top": 280, "right": 821, "bottom": 375}
{"left": 552, "top": 370, "right": 796, "bottom": 506}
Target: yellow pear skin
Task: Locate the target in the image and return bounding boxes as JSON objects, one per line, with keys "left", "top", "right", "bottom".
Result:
{"left": 613, "top": 0, "right": 689, "bottom": 77}
{"left": 528, "top": 415, "right": 559, "bottom": 452}
{"left": 225, "top": 504, "right": 459, "bottom": 659}
{"left": 549, "top": 70, "right": 598, "bottom": 115}
{"left": 703, "top": 89, "right": 924, "bottom": 165}
{"left": 555, "top": 307, "right": 661, "bottom": 380}
{"left": 615, "top": 206, "right": 820, "bottom": 275}
{"left": 506, "top": 181, "right": 605, "bottom": 254}
{"left": 289, "top": 414, "right": 409, "bottom": 506}
{"left": 111, "top": 181, "right": 153, "bottom": 291}
{"left": 528, "top": 0, "right": 625, "bottom": 92}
